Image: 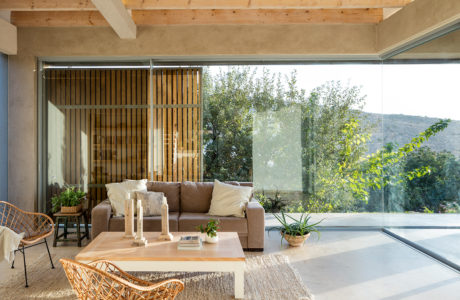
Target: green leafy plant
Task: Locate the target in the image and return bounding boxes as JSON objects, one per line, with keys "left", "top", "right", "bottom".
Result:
{"left": 256, "top": 190, "right": 287, "bottom": 213}
{"left": 197, "top": 219, "right": 220, "bottom": 238}
{"left": 269, "top": 211, "right": 323, "bottom": 244}
{"left": 51, "top": 187, "right": 86, "bottom": 213}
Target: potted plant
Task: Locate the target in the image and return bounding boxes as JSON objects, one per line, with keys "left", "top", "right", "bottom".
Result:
{"left": 270, "top": 211, "right": 323, "bottom": 247}
{"left": 51, "top": 187, "right": 86, "bottom": 213}
{"left": 197, "top": 219, "right": 220, "bottom": 244}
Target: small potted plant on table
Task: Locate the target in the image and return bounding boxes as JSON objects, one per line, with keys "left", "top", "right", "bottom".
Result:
{"left": 198, "top": 219, "right": 220, "bottom": 243}
{"left": 270, "top": 211, "right": 322, "bottom": 247}
{"left": 51, "top": 187, "right": 86, "bottom": 213}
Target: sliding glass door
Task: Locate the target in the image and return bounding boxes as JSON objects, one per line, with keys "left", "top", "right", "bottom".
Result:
{"left": 43, "top": 66, "right": 202, "bottom": 213}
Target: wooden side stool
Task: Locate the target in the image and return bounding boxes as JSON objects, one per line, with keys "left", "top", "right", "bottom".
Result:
{"left": 53, "top": 209, "right": 90, "bottom": 247}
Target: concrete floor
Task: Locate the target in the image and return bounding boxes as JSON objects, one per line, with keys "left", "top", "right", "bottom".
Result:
{"left": 1, "top": 230, "right": 459, "bottom": 300}
{"left": 386, "top": 229, "right": 460, "bottom": 268}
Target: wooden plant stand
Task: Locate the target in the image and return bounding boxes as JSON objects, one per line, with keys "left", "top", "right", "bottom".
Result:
{"left": 53, "top": 209, "right": 90, "bottom": 247}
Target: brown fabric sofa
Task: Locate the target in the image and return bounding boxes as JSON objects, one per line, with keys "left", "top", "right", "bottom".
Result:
{"left": 91, "top": 181, "right": 265, "bottom": 250}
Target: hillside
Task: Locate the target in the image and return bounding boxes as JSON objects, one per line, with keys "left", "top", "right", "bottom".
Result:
{"left": 362, "top": 113, "right": 460, "bottom": 157}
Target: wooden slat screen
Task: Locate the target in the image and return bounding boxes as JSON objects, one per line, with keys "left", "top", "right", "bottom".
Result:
{"left": 44, "top": 67, "right": 202, "bottom": 213}
{"left": 45, "top": 69, "right": 149, "bottom": 212}
{"left": 152, "top": 68, "right": 202, "bottom": 182}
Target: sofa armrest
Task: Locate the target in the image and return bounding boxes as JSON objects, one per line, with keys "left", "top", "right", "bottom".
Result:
{"left": 246, "top": 200, "right": 265, "bottom": 250}
{"left": 91, "top": 200, "right": 112, "bottom": 240}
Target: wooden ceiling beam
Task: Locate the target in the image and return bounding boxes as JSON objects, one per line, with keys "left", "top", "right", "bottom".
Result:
{"left": 0, "top": 0, "right": 96, "bottom": 11}
{"left": 11, "top": 9, "right": 383, "bottom": 26}
{"left": 91, "top": 0, "right": 136, "bottom": 39}
{"left": 10, "top": 11, "right": 107, "bottom": 27}
{"left": 0, "top": 0, "right": 412, "bottom": 11}
{"left": 134, "top": 9, "right": 383, "bottom": 25}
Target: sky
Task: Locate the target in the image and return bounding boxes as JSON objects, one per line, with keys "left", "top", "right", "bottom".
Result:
{"left": 209, "top": 64, "right": 460, "bottom": 120}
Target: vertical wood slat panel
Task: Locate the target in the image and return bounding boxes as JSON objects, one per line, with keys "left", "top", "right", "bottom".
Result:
{"left": 45, "top": 69, "right": 150, "bottom": 213}
{"left": 162, "top": 70, "right": 167, "bottom": 181}
{"left": 187, "top": 69, "right": 193, "bottom": 180}
{"left": 177, "top": 69, "right": 183, "bottom": 182}
{"left": 45, "top": 68, "right": 202, "bottom": 212}
{"left": 150, "top": 68, "right": 202, "bottom": 182}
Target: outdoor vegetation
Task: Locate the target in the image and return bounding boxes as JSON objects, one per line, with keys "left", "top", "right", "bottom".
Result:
{"left": 202, "top": 66, "right": 460, "bottom": 214}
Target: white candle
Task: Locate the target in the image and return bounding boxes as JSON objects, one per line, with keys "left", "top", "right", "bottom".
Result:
{"left": 137, "top": 199, "right": 143, "bottom": 238}
{"left": 162, "top": 197, "right": 168, "bottom": 233}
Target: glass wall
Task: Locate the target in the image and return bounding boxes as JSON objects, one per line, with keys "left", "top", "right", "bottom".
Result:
{"left": 43, "top": 67, "right": 202, "bottom": 212}
{"left": 201, "top": 65, "right": 384, "bottom": 215}
{"left": 41, "top": 56, "right": 460, "bottom": 228}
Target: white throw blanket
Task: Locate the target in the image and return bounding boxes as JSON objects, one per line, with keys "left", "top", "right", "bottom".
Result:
{"left": 0, "top": 226, "right": 25, "bottom": 263}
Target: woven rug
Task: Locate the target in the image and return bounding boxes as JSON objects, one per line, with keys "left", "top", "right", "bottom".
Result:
{"left": 0, "top": 252, "right": 313, "bottom": 300}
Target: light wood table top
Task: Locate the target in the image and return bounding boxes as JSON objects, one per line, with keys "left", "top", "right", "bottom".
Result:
{"left": 75, "top": 232, "right": 245, "bottom": 262}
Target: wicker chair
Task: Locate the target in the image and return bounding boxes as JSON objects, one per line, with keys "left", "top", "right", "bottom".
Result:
{"left": 0, "top": 201, "right": 55, "bottom": 287}
{"left": 60, "top": 258, "right": 184, "bottom": 299}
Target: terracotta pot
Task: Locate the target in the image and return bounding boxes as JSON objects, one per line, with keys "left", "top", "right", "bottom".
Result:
{"left": 282, "top": 232, "right": 310, "bottom": 247}
{"left": 61, "top": 204, "right": 82, "bottom": 213}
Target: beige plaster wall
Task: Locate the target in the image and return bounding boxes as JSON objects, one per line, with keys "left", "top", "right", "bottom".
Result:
{"left": 8, "top": 55, "right": 36, "bottom": 211}
{"left": 8, "top": 24, "right": 377, "bottom": 211}
{"left": 394, "top": 29, "right": 460, "bottom": 59}
{"left": 377, "top": 0, "right": 460, "bottom": 56}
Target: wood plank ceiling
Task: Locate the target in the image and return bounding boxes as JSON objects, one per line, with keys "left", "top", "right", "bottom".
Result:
{"left": 3, "top": 0, "right": 414, "bottom": 27}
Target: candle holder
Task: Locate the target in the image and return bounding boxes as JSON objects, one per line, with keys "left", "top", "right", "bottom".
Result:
{"left": 124, "top": 193, "right": 135, "bottom": 239}
{"left": 133, "top": 199, "right": 148, "bottom": 246}
{"left": 158, "top": 197, "right": 173, "bottom": 241}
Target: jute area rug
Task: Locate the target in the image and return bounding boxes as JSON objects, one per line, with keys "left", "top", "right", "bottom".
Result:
{"left": 0, "top": 252, "right": 313, "bottom": 300}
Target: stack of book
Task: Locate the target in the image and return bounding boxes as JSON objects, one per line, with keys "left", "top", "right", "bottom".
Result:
{"left": 177, "top": 235, "right": 202, "bottom": 250}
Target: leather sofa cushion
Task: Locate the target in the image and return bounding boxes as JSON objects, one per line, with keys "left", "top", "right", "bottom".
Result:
{"left": 178, "top": 212, "right": 248, "bottom": 233}
{"left": 180, "top": 181, "right": 214, "bottom": 213}
{"left": 147, "top": 181, "right": 180, "bottom": 212}
{"left": 109, "top": 212, "right": 179, "bottom": 232}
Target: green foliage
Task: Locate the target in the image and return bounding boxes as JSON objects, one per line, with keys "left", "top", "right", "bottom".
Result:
{"left": 256, "top": 190, "right": 287, "bottom": 213}
{"left": 51, "top": 186, "right": 86, "bottom": 213}
{"left": 197, "top": 219, "right": 220, "bottom": 238}
{"left": 202, "top": 66, "right": 458, "bottom": 214}
{"left": 401, "top": 147, "right": 460, "bottom": 212}
{"left": 269, "top": 212, "right": 323, "bottom": 245}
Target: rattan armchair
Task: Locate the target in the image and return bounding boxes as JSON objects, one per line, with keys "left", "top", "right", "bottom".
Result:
{"left": 60, "top": 258, "right": 184, "bottom": 299}
{"left": 0, "top": 201, "right": 55, "bottom": 287}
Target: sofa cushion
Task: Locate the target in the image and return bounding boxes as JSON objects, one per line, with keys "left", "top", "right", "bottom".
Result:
{"left": 146, "top": 181, "right": 180, "bottom": 212}
{"left": 180, "top": 181, "right": 214, "bottom": 213}
{"left": 208, "top": 180, "right": 253, "bottom": 217}
{"left": 109, "top": 212, "right": 179, "bottom": 232}
{"left": 135, "top": 191, "right": 164, "bottom": 216}
{"left": 106, "top": 180, "right": 147, "bottom": 216}
{"left": 178, "top": 212, "right": 248, "bottom": 234}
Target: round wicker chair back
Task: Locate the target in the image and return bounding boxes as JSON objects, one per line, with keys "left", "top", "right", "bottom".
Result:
{"left": 60, "top": 258, "right": 184, "bottom": 300}
{"left": 0, "top": 201, "right": 54, "bottom": 245}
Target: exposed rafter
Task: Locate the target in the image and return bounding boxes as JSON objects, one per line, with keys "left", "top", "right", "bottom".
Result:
{"left": 10, "top": 11, "right": 107, "bottom": 27}
{"left": 133, "top": 9, "right": 383, "bottom": 25}
{"left": 0, "top": 0, "right": 413, "bottom": 11}
{"left": 11, "top": 9, "right": 383, "bottom": 26}
{"left": 91, "top": 0, "right": 136, "bottom": 39}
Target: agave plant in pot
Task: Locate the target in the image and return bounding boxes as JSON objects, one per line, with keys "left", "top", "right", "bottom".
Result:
{"left": 51, "top": 187, "right": 86, "bottom": 213}
{"left": 270, "top": 211, "right": 323, "bottom": 247}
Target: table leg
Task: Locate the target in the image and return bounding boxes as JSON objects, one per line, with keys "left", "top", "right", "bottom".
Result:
{"left": 64, "top": 217, "right": 68, "bottom": 239}
{"left": 53, "top": 217, "right": 60, "bottom": 247}
{"left": 84, "top": 211, "right": 90, "bottom": 240}
{"left": 77, "top": 215, "right": 81, "bottom": 247}
{"left": 234, "top": 267, "right": 244, "bottom": 299}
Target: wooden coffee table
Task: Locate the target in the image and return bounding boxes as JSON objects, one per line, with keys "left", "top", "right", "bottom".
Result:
{"left": 75, "top": 232, "right": 245, "bottom": 298}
